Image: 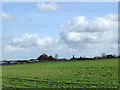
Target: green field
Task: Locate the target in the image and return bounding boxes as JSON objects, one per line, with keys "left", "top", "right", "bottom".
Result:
{"left": 2, "top": 58, "right": 118, "bottom": 88}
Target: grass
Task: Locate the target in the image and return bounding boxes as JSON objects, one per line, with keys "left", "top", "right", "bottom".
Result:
{"left": 2, "top": 58, "right": 118, "bottom": 88}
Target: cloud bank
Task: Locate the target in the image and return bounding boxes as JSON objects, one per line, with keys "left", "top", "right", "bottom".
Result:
{"left": 3, "top": 13, "right": 118, "bottom": 57}
{"left": 37, "top": 2, "right": 59, "bottom": 11}
{"left": 4, "top": 34, "right": 58, "bottom": 52}
{"left": 60, "top": 14, "right": 118, "bottom": 50}
{"left": 0, "top": 12, "right": 15, "bottom": 22}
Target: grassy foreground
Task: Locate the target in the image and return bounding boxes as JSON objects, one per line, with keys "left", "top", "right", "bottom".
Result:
{"left": 2, "top": 58, "right": 118, "bottom": 88}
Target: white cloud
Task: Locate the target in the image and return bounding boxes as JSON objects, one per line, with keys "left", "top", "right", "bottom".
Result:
{"left": 68, "top": 48, "right": 76, "bottom": 53}
{"left": 3, "top": 14, "right": 118, "bottom": 58}
{"left": 60, "top": 14, "right": 118, "bottom": 50}
{"left": 111, "top": 44, "right": 118, "bottom": 49}
{"left": 5, "top": 45, "right": 25, "bottom": 52}
{"left": 4, "top": 33, "right": 58, "bottom": 52}
{"left": 37, "top": 2, "right": 59, "bottom": 11}
{"left": 2, "top": 33, "right": 12, "bottom": 40}
{"left": 61, "top": 14, "right": 117, "bottom": 33}
{"left": 37, "top": 36, "right": 58, "bottom": 46}
{"left": 0, "top": 12, "right": 15, "bottom": 21}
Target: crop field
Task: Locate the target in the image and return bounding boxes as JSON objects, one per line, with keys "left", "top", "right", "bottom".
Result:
{"left": 2, "top": 58, "right": 118, "bottom": 88}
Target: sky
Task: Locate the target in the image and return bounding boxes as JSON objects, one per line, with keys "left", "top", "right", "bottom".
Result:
{"left": 1, "top": 2, "right": 118, "bottom": 60}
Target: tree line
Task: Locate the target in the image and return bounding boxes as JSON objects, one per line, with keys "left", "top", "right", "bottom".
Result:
{"left": 36, "top": 53, "right": 119, "bottom": 62}
{"left": 1, "top": 53, "right": 119, "bottom": 65}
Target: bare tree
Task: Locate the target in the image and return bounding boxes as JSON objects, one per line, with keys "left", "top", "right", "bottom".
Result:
{"left": 101, "top": 53, "right": 106, "bottom": 58}
{"left": 54, "top": 54, "right": 58, "bottom": 60}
